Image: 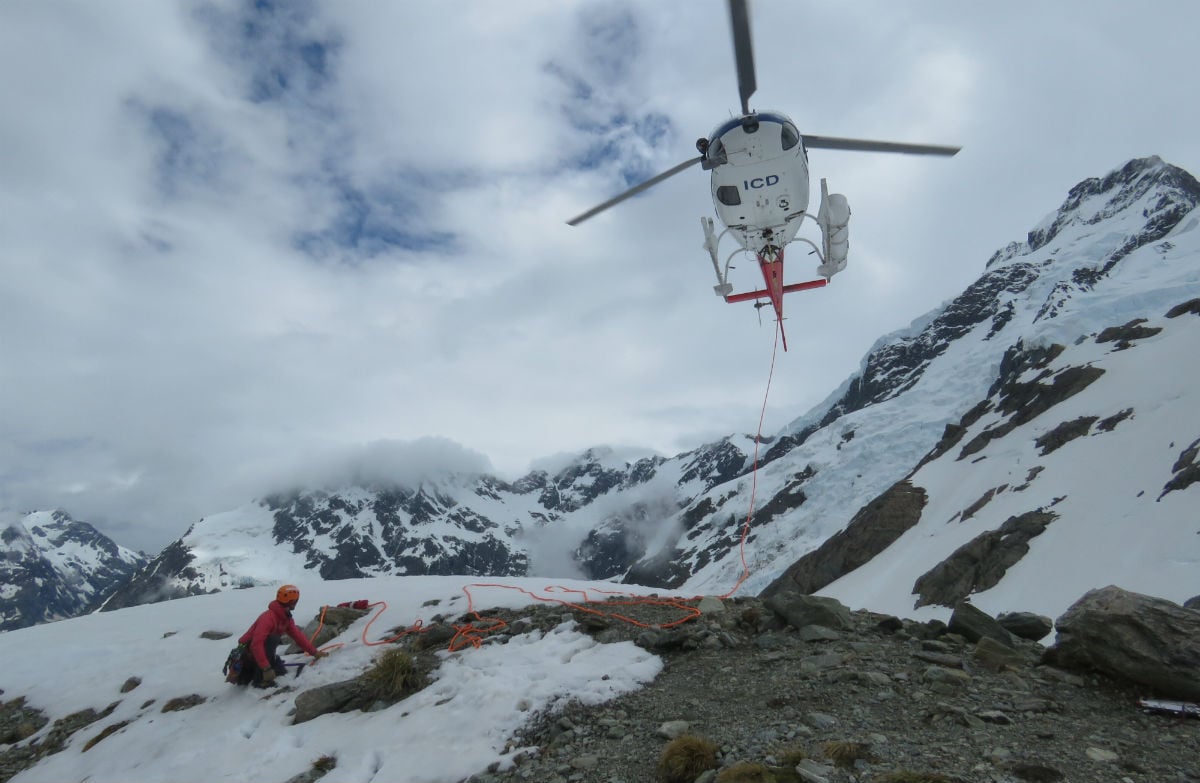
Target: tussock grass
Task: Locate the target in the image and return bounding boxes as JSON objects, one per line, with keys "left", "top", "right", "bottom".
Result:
{"left": 657, "top": 735, "right": 719, "bottom": 783}
{"left": 362, "top": 648, "right": 420, "bottom": 700}
{"left": 312, "top": 754, "right": 337, "bottom": 772}
{"left": 774, "top": 742, "right": 808, "bottom": 767}
{"left": 822, "top": 740, "right": 871, "bottom": 767}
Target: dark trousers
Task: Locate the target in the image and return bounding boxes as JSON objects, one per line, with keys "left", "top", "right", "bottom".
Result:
{"left": 237, "top": 634, "right": 286, "bottom": 686}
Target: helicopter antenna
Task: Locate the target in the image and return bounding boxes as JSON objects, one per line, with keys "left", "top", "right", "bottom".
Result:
{"left": 729, "top": 0, "right": 757, "bottom": 116}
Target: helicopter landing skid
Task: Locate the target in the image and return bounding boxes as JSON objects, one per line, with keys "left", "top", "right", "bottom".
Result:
{"left": 701, "top": 217, "right": 734, "bottom": 296}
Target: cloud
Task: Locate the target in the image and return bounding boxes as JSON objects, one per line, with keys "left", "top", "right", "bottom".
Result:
{"left": 2, "top": 0, "right": 1199, "bottom": 557}
{"left": 263, "top": 437, "right": 494, "bottom": 493}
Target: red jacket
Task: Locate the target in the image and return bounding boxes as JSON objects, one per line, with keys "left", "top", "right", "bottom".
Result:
{"left": 239, "top": 600, "right": 319, "bottom": 669}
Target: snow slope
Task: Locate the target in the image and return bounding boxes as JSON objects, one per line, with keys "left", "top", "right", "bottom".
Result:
{"left": 1, "top": 577, "right": 676, "bottom": 783}
{"left": 821, "top": 309, "right": 1200, "bottom": 620}
{"left": 745, "top": 157, "right": 1200, "bottom": 619}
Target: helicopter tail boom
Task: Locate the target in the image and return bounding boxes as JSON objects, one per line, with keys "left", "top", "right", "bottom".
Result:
{"left": 721, "top": 248, "right": 828, "bottom": 352}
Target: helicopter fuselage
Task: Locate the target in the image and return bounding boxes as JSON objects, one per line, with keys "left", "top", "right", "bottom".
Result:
{"left": 704, "top": 111, "right": 810, "bottom": 255}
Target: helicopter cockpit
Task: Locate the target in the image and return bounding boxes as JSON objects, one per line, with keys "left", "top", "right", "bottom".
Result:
{"left": 698, "top": 112, "right": 804, "bottom": 170}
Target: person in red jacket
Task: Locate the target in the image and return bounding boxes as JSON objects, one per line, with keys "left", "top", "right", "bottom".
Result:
{"left": 235, "top": 584, "right": 328, "bottom": 687}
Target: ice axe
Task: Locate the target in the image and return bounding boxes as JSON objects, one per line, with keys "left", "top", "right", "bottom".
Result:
{"left": 284, "top": 662, "right": 307, "bottom": 678}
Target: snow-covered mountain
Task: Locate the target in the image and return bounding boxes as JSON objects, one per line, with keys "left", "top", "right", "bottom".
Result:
{"left": 0, "top": 510, "right": 146, "bottom": 631}
{"left": 99, "top": 442, "right": 749, "bottom": 610}
{"left": 717, "top": 155, "right": 1200, "bottom": 618}
{"left": 103, "top": 156, "right": 1200, "bottom": 626}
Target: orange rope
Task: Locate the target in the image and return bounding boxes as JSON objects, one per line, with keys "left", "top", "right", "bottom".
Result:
{"left": 307, "top": 323, "right": 781, "bottom": 655}
{"left": 718, "top": 316, "right": 780, "bottom": 599}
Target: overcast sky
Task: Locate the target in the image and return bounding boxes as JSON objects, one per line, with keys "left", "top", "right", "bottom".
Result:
{"left": 3, "top": 0, "right": 1198, "bottom": 553}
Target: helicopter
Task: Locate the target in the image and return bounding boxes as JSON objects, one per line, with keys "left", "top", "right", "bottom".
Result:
{"left": 567, "top": 0, "right": 960, "bottom": 350}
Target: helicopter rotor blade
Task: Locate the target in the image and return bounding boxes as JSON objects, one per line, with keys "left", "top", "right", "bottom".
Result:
{"left": 803, "top": 135, "right": 961, "bottom": 157}
{"left": 566, "top": 156, "right": 703, "bottom": 226}
{"left": 728, "top": 0, "right": 757, "bottom": 116}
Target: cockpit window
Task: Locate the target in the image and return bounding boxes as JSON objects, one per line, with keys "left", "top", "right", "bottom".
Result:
{"left": 781, "top": 122, "right": 800, "bottom": 151}
{"left": 716, "top": 185, "right": 741, "bottom": 206}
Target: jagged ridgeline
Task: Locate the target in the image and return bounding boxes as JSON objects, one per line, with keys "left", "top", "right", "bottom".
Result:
{"left": 9, "top": 156, "right": 1199, "bottom": 627}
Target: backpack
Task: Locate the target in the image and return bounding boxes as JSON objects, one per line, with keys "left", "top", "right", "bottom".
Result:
{"left": 222, "top": 644, "right": 247, "bottom": 684}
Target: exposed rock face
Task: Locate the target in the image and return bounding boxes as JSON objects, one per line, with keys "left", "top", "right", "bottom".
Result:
{"left": 1034, "top": 416, "right": 1099, "bottom": 455}
{"left": 1094, "top": 318, "right": 1162, "bottom": 349}
{"left": 0, "top": 511, "right": 145, "bottom": 630}
{"left": 810, "top": 262, "right": 1044, "bottom": 432}
{"left": 1048, "top": 585, "right": 1200, "bottom": 700}
{"left": 99, "top": 540, "right": 207, "bottom": 611}
{"left": 1165, "top": 297, "right": 1200, "bottom": 318}
{"left": 958, "top": 363, "right": 1105, "bottom": 460}
{"left": 1159, "top": 436, "right": 1200, "bottom": 500}
{"left": 912, "top": 510, "right": 1057, "bottom": 608}
{"left": 760, "top": 481, "right": 927, "bottom": 599}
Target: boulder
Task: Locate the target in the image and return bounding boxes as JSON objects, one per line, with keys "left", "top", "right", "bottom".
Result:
{"left": 948, "top": 602, "right": 1015, "bottom": 648}
{"left": 997, "top": 611, "right": 1054, "bottom": 641}
{"left": 1049, "top": 585, "right": 1200, "bottom": 700}
{"left": 292, "top": 679, "right": 369, "bottom": 725}
{"left": 764, "top": 592, "right": 853, "bottom": 632}
{"left": 1183, "top": 595, "right": 1200, "bottom": 611}
{"left": 973, "top": 636, "right": 1025, "bottom": 671}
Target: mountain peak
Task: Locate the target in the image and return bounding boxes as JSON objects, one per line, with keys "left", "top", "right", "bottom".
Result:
{"left": 0, "top": 510, "right": 146, "bottom": 631}
{"left": 1025, "top": 155, "right": 1200, "bottom": 254}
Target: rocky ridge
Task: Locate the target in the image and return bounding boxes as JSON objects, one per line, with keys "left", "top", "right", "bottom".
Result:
{"left": 459, "top": 592, "right": 1199, "bottom": 783}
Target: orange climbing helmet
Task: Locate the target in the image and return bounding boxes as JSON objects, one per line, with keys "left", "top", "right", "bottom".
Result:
{"left": 277, "top": 584, "right": 300, "bottom": 606}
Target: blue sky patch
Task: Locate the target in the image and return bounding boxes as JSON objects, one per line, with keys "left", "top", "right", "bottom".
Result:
{"left": 132, "top": 102, "right": 229, "bottom": 200}
{"left": 196, "top": 0, "right": 341, "bottom": 106}
{"left": 293, "top": 173, "right": 459, "bottom": 260}
{"left": 549, "top": 6, "right": 676, "bottom": 191}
